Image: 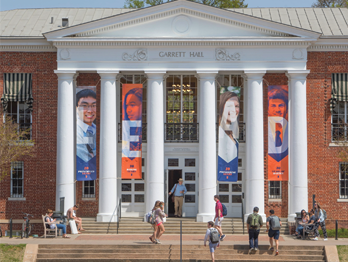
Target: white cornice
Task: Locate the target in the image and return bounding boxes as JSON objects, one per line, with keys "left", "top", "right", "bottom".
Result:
{"left": 52, "top": 40, "right": 313, "bottom": 48}
{"left": 0, "top": 45, "right": 57, "bottom": 52}
{"left": 308, "top": 45, "right": 348, "bottom": 51}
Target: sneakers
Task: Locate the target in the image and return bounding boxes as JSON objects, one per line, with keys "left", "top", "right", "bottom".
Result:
{"left": 313, "top": 237, "right": 318, "bottom": 241}
{"left": 155, "top": 239, "right": 161, "bottom": 244}
{"left": 220, "top": 234, "right": 226, "bottom": 241}
{"left": 249, "top": 248, "right": 254, "bottom": 252}
{"left": 275, "top": 251, "right": 279, "bottom": 256}
{"left": 254, "top": 248, "right": 259, "bottom": 251}
{"left": 324, "top": 238, "right": 328, "bottom": 241}
{"left": 269, "top": 246, "right": 274, "bottom": 251}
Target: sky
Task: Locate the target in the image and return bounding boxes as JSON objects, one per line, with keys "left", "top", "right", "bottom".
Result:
{"left": 0, "top": 0, "right": 316, "bottom": 11}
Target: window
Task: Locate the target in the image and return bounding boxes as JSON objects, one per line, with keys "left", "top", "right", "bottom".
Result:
{"left": 6, "top": 101, "right": 32, "bottom": 140}
{"left": 83, "top": 181, "right": 95, "bottom": 198}
{"left": 185, "top": 172, "right": 195, "bottom": 181}
{"left": 11, "top": 161, "right": 24, "bottom": 198}
{"left": 168, "top": 158, "right": 179, "bottom": 166}
{"left": 269, "top": 181, "right": 281, "bottom": 199}
{"left": 339, "top": 163, "right": 348, "bottom": 199}
{"left": 185, "top": 159, "right": 195, "bottom": 167}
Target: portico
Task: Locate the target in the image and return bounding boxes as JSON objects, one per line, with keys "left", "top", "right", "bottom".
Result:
{"left": 46, "top": 0, "right": 319, "bottom": 222}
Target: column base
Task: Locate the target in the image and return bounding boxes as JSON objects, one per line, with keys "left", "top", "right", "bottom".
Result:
{"left": 96, "top": 213, "right": 118, "bottom": 222}
{"left": 196, "top": 213, "right": 215, "bottom": 222}
{"left": 244, "top": 213, "right": 266, "bottom": 223}
{"left": 288, "top": 213, "right": 297, "bottom": 223}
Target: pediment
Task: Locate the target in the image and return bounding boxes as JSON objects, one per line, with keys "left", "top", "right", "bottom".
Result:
{"left": 44, "top": 1, "right": 320, "bottom": 41}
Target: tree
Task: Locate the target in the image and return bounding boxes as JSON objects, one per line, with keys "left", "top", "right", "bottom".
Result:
{"left": 124, "top": 0, "right": 248, "bottom": 9}
{"left": 0, "top": 116, "right": 35, "bottom": 181}
{"left": 312, "top": 0, "right": 348, "bottom": 7}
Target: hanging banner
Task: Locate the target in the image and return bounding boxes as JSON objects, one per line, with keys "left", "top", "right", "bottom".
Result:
{"left": 218, "top": 86, "right": 241, "bottom": 182}
{"left": 122, "top": 84, "right": 143, "bottom": 179}
{"left": 268, "top": 85, "right": 289, "bottom": 181}
{"left": 76, "top": 86, "right": 97, "bottom": 181}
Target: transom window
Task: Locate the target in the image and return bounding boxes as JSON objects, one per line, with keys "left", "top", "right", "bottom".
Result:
{"left": 339, "top": 163, "right": 348, "bottom": 199}
{"left": 83, "top": 181, "right": 95, "bottom": 198}
{"left": 6, "top": 101, "right": 32, "bottom": 140}
{"left": 11, "top": 161, "right": 24, "bottom": 198}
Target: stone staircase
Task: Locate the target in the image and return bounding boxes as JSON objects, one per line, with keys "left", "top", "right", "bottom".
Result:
{"left": 36, "top": 244, "right": 325, "bottom": 261}
{"left": 82, "top": 217, "right": 289, "bottom": 235}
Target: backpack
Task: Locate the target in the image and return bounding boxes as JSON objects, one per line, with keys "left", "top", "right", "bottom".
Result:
{"left": 270, "top": 216, "right": 281, "bottom": 230}
{"left": 322, "top": 209, "right": 327, "bottom": 220}
{"left": 209, "top": 228, "right": 220, "bottom": 244}
{"left": 146, "top": 210, "right": 156, "bottom": 225}
{"left": 221, "top": 203, "right": 227, "bottom": 217}
{"left": 250, "top": 213, "right": 260, "bottom": 227}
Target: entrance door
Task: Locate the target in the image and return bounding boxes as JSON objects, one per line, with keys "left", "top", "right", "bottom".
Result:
{"left": 167, "top": 170, "right": 182, "bottom": 217}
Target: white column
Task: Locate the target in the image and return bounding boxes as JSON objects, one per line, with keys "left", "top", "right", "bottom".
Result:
{"left": 244, "top": 70, "right": 266, "bottom": 221}
{"left": 145, "top": 71, "right": 165, "bottom": 213}
{"left": 55, "top": 70, "right": 76, "bottom": 214}
{"left": 196, "top": 71, "right": 218, "bottom": 222}
{"left": 97, "top": 71, "right": 119, "bottom": 222}
{"left": 287, "top": 70, "right": 310, "bottom": 221}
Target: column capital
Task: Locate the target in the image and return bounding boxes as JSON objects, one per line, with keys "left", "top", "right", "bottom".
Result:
{"left": 145, "top": 70, "right": 166, "bottom": 80}
{"left": 54, "top": 70, "right": 76, "bottom": 79}
{"left": 97, "top": 70, "right": 119, "bottom": 79}
{"left": 243, "top": 70, "right": 266, "bottom": 79}
{"left": 286, "top": 70, "right": 310, "bottom": 80}
{"left": 196, "top": 70, "right": 218, "bottom": 79}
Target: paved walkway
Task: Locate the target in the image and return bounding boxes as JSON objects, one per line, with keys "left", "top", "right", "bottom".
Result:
{"left": 1, "top": 234, "right": 347, "bottom": 246}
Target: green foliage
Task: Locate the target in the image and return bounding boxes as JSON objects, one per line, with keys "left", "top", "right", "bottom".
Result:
{"left": 319, "top": 227, "right": 348, "bottom": 238}
{"left": 124, "top": 0, "right": 247, "bottom": 9}
{"left": 0, "top": 244, "right": 26, "bottom": 262}
{"left": 312, "top": 0, "right": 348, "bottom": 7}
{"left": 337, "top": 245, "right": 348, "bottom": 262}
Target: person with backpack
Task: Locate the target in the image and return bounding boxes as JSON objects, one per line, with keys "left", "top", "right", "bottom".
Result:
{"left": 266, "top": 209, "right": 282, "bottom": 256}
{"left": 204, "top": 221, "right": 220, "bottom": 262}
{"left": 246, "top": 206, "right": 263, "bottom": 251}
{"left": 213, "top": 195, "right": 226, "bottom": 241}
{"left": 153, "top": 201, "right": 167, "bottom": 244}
{"left": 313, "top": 202, "right": 328, "bottom": 241}
{"left": 148, "top": 200, "right": 160, "bottom": 243}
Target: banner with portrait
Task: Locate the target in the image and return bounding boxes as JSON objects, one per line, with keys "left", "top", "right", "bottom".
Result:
{"left": 76, "top": 86, "right": 97, "bottom": 181}
{"left": 122, "top": 84, "right": 143, "bottom": 179}
{"left": 218, "top": 86, "right": 241, "bottom": 182}
{"left": 268, "top": 85, "right": 289, "bottom": 181}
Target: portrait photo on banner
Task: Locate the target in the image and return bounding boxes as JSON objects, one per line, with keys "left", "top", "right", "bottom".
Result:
{"left": 218, "top": 86, "right": 241, "bottom": 182}
{"left": 268, "top": 85, "right": 289, "bottom": 181}
{"left": 76, "top": 86, "right": 97, "bottom": 181}
{"left": 122, "top": 84, "right": 143, "bottom": 179}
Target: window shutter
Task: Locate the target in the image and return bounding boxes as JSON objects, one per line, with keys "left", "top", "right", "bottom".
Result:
{"left": 331, "top": 73, "right": 348, "bottom": 112}
{"left": 1, "top": 73, "right": 33, "bottom": 112}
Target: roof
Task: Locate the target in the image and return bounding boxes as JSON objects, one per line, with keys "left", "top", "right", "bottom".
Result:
{"left": 0, "top": 7, "right": 347, "bottom": 37}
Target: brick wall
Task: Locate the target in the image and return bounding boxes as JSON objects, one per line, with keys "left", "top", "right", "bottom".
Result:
{"left": 306, "top": 51, "right": 348, "bottom": 226}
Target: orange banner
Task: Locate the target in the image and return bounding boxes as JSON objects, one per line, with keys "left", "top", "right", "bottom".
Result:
{"left": 268, "top": 85, "right": 288, "bottom": 181}
{"left": 121, "top": 84, "right": 143, "bottom": 179}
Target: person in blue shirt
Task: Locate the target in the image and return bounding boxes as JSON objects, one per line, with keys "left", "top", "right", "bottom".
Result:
{"left": 169, "top": 178, "right": 187, "bottom": 217}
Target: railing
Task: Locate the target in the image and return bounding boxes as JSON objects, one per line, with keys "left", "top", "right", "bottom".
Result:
{"left": 331, "top": 123, "right": 348, "bottom": 142}
{"left": 165, "top": 123, "right": 199, "bottom": 142}
{"left": 117, "top": 122, "right": 246, "bottom": 143}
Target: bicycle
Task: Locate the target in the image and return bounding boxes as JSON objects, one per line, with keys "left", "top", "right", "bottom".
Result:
{"left": 21, "top": 212, "right": 34, "bottom": 238}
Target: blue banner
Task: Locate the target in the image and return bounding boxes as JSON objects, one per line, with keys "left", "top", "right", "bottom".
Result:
{"left": 217, "top": 86, "right": 241, "bottom": 182}
{"left": 76, "top": 86, "right": 97, "bottom": 181}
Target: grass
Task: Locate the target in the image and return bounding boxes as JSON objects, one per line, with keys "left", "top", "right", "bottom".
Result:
{"left": 319, "top": 228, "right": 348, "bottom": 238}
{"left": 0, "top": 244, "right": 26, "bottom": 262}
{"left": 337, "top": 245, "right": 348, "bottom": 262}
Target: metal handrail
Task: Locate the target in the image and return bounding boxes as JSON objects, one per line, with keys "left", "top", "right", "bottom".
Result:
{"left": 116, "top": 198, "right": 121, "bottom": 234}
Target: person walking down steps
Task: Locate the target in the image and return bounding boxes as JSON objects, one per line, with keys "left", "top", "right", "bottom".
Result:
{"left": 169, "top": 178, "right": 187, "bottom": 217}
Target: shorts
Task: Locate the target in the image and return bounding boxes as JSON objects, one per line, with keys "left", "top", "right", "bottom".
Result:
{"left": 156, "top": 222, "right": 163, "bottom": 226}
{"left": 214, "top": 217, "right": 224, "bottom": 227}
{"left": 209, "top": 242, "right": 219, "bottom": 253}
{"left": 268, "top": 229, "right": 280, "bottom": 240}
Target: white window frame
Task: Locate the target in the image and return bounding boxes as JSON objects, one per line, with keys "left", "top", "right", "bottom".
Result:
{"left": 331, "top": 101, "right": 347, "bottom": 142}
{"left": 268, "top": 181, "right": 282, "bottom": 199}
{"left": 11, "top": 161, "right": 24, "bottom": 198}
{"left": 5, "top": 101, "right": 32, "bottom": 140}
{"left": 339, "top": 162, "right": 348, "bottom": 199}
